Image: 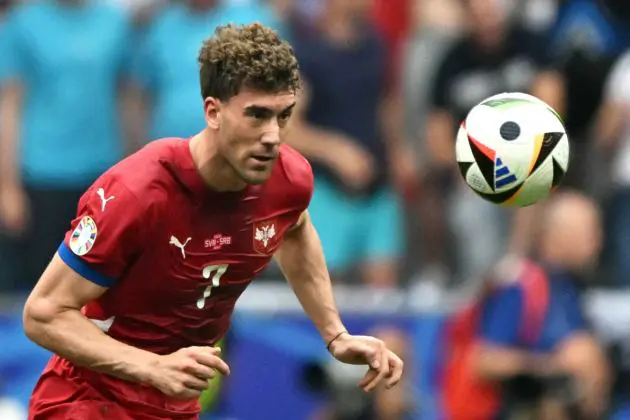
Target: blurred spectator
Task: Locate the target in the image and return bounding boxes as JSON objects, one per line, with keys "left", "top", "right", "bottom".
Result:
{"left": 0, "top": 0, "right": 133, "bottom": 292}
{"left": 364, "top": 326, "right": 416, "bottom": 420}
{"left": 443, "top": 191, "right": 610, "bottom": 419}
{"left": 594, "top": 49, "right": 630, "bottom": 286}
{"left": 0, "top": 0, "right": 11, "bottom": 16}
{"left": 308, "top": 326, "right": 416, "bottom": 420}
{"left": 548, "top": 0, "right": 630, "bottom": 191}
{"left": 401, "top": 0, "right": 464, "bottom": 285}
{"left": 371, "top": 0, "right": 411, "bottom": 88}
{"left": 129, "top": 0, "right": 286, "bottom": 143}
{"left": 423, "top": 0, "right": 564, "bottom": 286}
{"left": 288, "top": 0, "right": 415, "bottom": 288}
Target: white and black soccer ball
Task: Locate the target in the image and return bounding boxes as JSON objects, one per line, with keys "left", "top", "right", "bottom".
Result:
{"left": 455, "top": 92, "right": 570, "bottom": 207}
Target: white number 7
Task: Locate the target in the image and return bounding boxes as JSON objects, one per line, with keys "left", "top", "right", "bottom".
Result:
{"left": 197, "top": 264, "right": 229, "bottom": 309}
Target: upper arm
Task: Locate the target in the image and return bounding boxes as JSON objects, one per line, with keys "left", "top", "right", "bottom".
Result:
{"left": 0, "top": 10, "right": 27, "bottom": 84}
{"left": 59, "top": 174, "right": 150, "bottom": 287}
{"left": 130, "top": 22, "right": 160, "bottom": 92}
{"left": 478, "top": 286, "right": 524, "bottom": 347}
{"left": 26, "top": 173, "right": 150, "bottom": 319}
{"left": 24, "top": 254, "right": 108, "bottom": 324}
{"left": 594, "top": 53, "right": 630, "bottom": 142}
{"left": 530, "top": 70, "right": 565, "bottom": 114}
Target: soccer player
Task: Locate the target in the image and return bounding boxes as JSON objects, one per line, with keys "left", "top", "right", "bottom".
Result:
{"left": 22, "top": 23, "right": 404, "bottom": 420}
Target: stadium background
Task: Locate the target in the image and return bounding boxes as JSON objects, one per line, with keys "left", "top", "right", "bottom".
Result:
{"left": 3, "top": 0, "right": 630, "bottom": 419}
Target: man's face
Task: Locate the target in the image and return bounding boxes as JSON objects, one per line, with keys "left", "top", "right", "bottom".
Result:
{"left": 466, "top": 0, "right": 508, "bottom": 47}
{"left": 205, "top": 89, "right": 296, "bottom": 185}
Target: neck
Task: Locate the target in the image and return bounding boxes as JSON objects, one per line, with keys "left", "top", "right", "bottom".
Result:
{"left": 318, "top": 7, "right": 358, "bottom": 43}
{"left": 189, "top": 131, "right": 247, "bottom": 192}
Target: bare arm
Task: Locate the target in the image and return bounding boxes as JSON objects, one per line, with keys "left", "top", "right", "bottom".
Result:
{"left": 555, "top": 333, "right": 611, "bottom": 418}
{"left": 531, "top": 70, "right": 566, "bottom": 117}
{"left": 288, "top": 83, "right": 371, "bottom": 167}
{"left": 594, "top": 100, "right": 627, "bottom": 153}
{"left": 23, "top": 254, "right": 158, "bottom": 383}
{"left": 426, "top": 109, "right": 456, "bottom": 168}
{"left": 0, "top": 82, "right": 22, "bottom": 189}
{"left": 274, "top": 211, "right": 346, "bottom": 344}
{"left": 119, "top": 82, "right": 148, "bottom": 155}
{"left": 473, "top": 342, "right": 553, "bottom": 381}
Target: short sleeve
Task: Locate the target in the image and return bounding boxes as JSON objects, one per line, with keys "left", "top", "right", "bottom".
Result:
{"left": 478, "top": 286, "right": 524, "bottom": 347}
{"left": 430, "top": 48, "right": 458, "bottom": 110}
{"left": 604, "top": 52, "right": 630, "bottom": 104}
{"left": 524, "top": 30, "right": 557, "bottom": 71}
{"left": 0, "top": 10, "right": 27, "bottom": 83}
{"left": 59, "top": 175, "right": 149, "bottom": 287}
{"left": 281, "top": 145, "right": 314, "bottom": 212}
{"left": 115, "top": 11, "right": 136, "bottom": 80}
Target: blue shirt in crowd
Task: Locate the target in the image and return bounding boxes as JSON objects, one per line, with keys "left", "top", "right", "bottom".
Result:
{"left": 291, "top": 26, "right": 389, "bottom": 193}
{"left": 479, "top": 268, "right": 587, "bottom": 351}
{"left": 132, "top": 1, "right": 285, "bottom": 140}
{"left": 0, "top": 0, "right": 131, "bottom": 187}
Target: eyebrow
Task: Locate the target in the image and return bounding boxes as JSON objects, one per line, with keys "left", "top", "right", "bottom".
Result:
{"left": 243, "top": 102, "right": 297, "bottom": 116}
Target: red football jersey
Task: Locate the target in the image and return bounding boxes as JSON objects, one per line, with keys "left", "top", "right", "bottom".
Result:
{"left": 31, "top": 138, "right": 313, "bottom": 417}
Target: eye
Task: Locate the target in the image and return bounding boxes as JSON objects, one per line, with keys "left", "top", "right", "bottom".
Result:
{"left": 249, "top": 109, "right": 268, "bottom": 120}
{"left": 278, "top": 112, "right": 292, "bottom": 122}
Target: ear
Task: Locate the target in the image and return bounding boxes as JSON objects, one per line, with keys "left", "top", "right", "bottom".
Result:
{"left": 204, "top": 97, "right": 221, "bottom": 130}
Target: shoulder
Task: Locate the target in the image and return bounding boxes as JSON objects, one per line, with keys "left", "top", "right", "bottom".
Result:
{"left": 277, "top": 144, "right": 313, "bottom": 186}
{"left": 93, "top": 1, "right": 128, "bottom": 18}
{"left": 142, "top": 3, "right": 185, "bottom": 37}
{"left": 269, "top": 144, "right": 314, "bottom": 208}
{"left": 94, "top": 2, "right": 132, "bottom": 29}
{"left": 3, "top": 1, "right": 41, "bottom": 27}
{"left": 98, "top": 138, "right": 185, "bottom": 211}
{"left": 149, "top": 3, "right": 186, "bottom": 26}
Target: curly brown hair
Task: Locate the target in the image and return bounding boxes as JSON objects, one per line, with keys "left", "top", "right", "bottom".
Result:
{"left": 198, "top": 22, "right": 301, "bottom": 101}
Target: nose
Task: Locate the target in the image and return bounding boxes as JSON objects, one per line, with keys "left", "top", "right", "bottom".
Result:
{"left": 260, "top": 121, "right": 281, "bottom": 147}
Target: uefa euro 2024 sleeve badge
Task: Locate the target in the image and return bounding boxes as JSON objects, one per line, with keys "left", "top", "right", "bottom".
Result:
{"left": 69, "top": 216, "right": 98, "bottom": 256}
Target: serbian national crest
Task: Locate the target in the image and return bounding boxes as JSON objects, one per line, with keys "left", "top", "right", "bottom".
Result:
{"left": 253, "top": 220, "right": 277, "bottom": 254}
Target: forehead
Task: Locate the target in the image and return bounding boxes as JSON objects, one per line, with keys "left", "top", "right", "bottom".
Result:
{"left": 227, "top": 89, "right": 296, "bottom": 111}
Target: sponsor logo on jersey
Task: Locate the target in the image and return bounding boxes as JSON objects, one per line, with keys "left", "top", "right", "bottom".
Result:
{"left": 96, "top": 188, "right": 115, "bottom": 212}
{"left": 205, "top": 234, "right": 232, "bottom": 251}
{"left": 69, "top": 216, "right": 98, "bottom": 256}
{"left": 170, "top": 235, "right": 192, "bottom": 259}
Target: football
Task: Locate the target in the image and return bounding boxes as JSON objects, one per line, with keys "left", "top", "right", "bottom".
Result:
{"left": 455, "top": 92, "right": 570, "bottom": 207}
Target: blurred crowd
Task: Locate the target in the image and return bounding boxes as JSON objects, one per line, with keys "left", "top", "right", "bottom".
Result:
{"left": 2, "top": 0, "right": 630, "bottom": 292}
{"left": 3, "top": 0, "right": 630, "bottom": 418}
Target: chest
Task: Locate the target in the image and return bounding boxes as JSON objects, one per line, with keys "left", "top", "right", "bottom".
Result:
{"left": 19, "top": 9, "right": 125, "bottom": 83}
{"left": 126, "top": 195, "right": 301, "bottom": 310}
{"left": 447, "top": 53, "right": 538, "bottom": 117}
{"left": 533, "top": 284, "right": 583, "bottom": 351}
{"left": 306, "top": 41, "right": 386, "bottom": 108}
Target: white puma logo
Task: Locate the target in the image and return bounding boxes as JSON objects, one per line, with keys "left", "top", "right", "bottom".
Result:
{"left": 169, "top": 235, "right": 192, "bottom": 259}
{"left": 96, "top": 188, "right": 115, "bottom": 212}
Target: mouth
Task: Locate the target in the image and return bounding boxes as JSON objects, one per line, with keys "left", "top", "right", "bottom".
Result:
{"left": 250, "top": 154, "right": 276, "bottom": 164}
